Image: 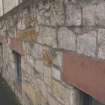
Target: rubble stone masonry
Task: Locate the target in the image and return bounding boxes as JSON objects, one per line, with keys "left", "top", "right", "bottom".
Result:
{"left": 0, "top": 0, "right": 105, "bottom": 105}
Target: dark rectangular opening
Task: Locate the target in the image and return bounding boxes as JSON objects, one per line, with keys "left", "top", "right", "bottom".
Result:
{"left": 80, "top": 91, "right": 104, "bottom": 105}
{"left": 0, "top": 43, "right": 3, "bottom": 74}
{"left": 13, "top": 51, "right": 22, "bottom": 85}
{"left": 82, "top": 93, "right": 92, "bottom": 105}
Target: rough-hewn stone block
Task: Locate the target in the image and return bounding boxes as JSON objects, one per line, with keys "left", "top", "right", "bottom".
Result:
{"left": 38, "top": 26, "right": 57, "bottom": 48}
{"left": 53, "top": 51, "right": 63, "bottom": 70}
{"left": 83, "top": 5, "right": 96, "bottom": 26}
{"left": 43, "top": 66, "right": 52, "bottom": 87}
{"left": 51, "top": 79, "right": 76, "bottom": 105}
{"left": 58, "top": 27, "right": 76, "bottom": 51}
{"left": 52, "top": 67, "right": 61, "bottom": 81}
{"left": 50, "top": 0, "right": 64, "bottom": 26}
{"left": 96, "top": 2, "right": 105, "bottom": 26}
{"left": 37, "top": 1, "right": 51, "bottom": 25}
{"left": 98, "top": 44, "right": 105, "bottom": 59}
{"left": 48, "top": 94, "right": 61, "bottom": 105}
{"left": 65, "top": 4, "right": 81, "bottom": 26}
{"left": 37, "top": 0, "right": 64, "bottom": 26}
{"left": 77, "top": 31, "right": 97, "bottom": 57}
{"left": 98, "top": 29, "right": 105, "bottom": 59}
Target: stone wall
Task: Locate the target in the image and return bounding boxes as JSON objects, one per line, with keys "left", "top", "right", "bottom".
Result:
{"left": 0, "top": 0, "right": 3, "bottom": 16}
{"left": 3, "top": 0, "right": 19, "bottom": 13}
{"left": 0, "top": 0, "right": 104, "bottom": 105}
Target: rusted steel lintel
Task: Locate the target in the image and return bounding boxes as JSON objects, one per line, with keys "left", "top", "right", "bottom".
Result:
{"left": 63, "top": 52, "right": 105, "bottom": 104}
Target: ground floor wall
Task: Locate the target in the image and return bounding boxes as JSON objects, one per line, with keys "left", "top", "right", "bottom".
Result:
{"left": 0, "top": 41, "right": 102, "bottom": 105}
{"left": 1, "top": 42, "right": 83, "bottom": 105}
{"left": 0, "top": 0, "right": 105, "bottom": 105}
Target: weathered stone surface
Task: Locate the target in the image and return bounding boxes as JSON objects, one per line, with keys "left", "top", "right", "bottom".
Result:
{"left": 0, "top": 0, "right": 3, "bottom": 16}
{"left": 23, "top": 43, "right": 44, "bottom": 65}
{"left": 6, "top": 16, "right": 14, "bottom": 28}
{"left": 42, "top": 48, "right": 53, "bottom": 66}
{"left": 0, "top": 23, "right": 7, "bottom": 36}
{"left": 96, "top": 2, "right": 105, "bottom": 26}
{"left": 17, "top": 29, "right": 39, "bottom": 42}
{"left": 98, "top": 29, "right": 105, "bottom": 45}
{"left": 36, "top": 79, "right": 48, "bottom": 99}
{"left": 31, "top": 43, "right": 44, "bottom": 59}
{"left": 37, "top": 1, "right": 51, "bottom": 25}
{"left": 7, "top": 28, "right": 17, "bottom": 38}
{"left": 34, "top": 60, "right": 44, "bottom": 75}
{"left": 3, "top": 0, "right": 18, "bottom": 13}
{"left": 17, "top": 12, "right": 26, "bottom": 31}
{"left": 22, "top": 60, "right": 37, "bottom": 84}
{"left": 48, "top": 94, "right": 61, "bottom": 105}
{"left": 66, "top": 1, "right": 105, "bottom": 27}
{"left": 53, "top": 51, "right": 63, "bottom": 70}
{"left": 65, "top": 4, "right": 81, "bottom": 26}
{"left": 2, "top": 47, "right": 17, "bottom": 89}
{"left": 77, "top": 31, "right": 97, "bottom": 57}
{"left": 52, "top": 67, "right": 61, "bottom": 81}
{"left": 38, "top": 26, "right": 57, "bottom": 48}
{"left": 67, "top": 0, "right": 105, "bottom": 7}
{"left": 98, "top": 44, "right": 105, "bottom": 59}
{"left": 50, "top": 0, "right": 64, "bottom": 26}
{"left": 17, "top": 19, "right": 26, "bottom": 31}
{"left": 98, "top": 29, "right": 105, "bottom": 59}
{"left": 1, "top": 1, "right": 105, "bottom": 105}
{"left": 51, "top": 79, "right": 75, "bottom": 105}
{"left": 37, "top": 0, "right": 64, "bottom": 26}
{"left": 22, "top": 9, "right": 30, "bottom": 29}
{"left": 43, "top": 66, "right": 52, "bottom": 87}
{"left": 22, "top": 83, "right": 41, "bottom": 105}
{"left": 83, "top": 5, "right": 96, "bottom": 26}
{"left": 26, "top": 54, "right": 34, "bottom": 66}
{"left": 58, "top": 27, "right": 76, "bottom": 51}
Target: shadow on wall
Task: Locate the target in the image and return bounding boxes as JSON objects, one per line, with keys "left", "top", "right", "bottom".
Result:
{"left": 0, "top": 76, "right": 21, "bottom": 105}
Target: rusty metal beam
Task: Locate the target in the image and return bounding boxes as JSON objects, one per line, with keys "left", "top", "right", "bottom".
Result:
{"left": 63, "top": 52, "right": 105, "bottom": 104}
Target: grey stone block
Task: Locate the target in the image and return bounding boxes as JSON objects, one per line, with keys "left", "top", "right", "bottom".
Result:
{"left": 65, "top": 4, "right": 81, "bottom": 26}
{"left": 77, "top": 31, "right": 97, "bottom": 57}
{"left": 38, "top": 26, "right": 57, "bottom": 48}
{"left": 58, "top": 27, "right": 76, "bottom": 51}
